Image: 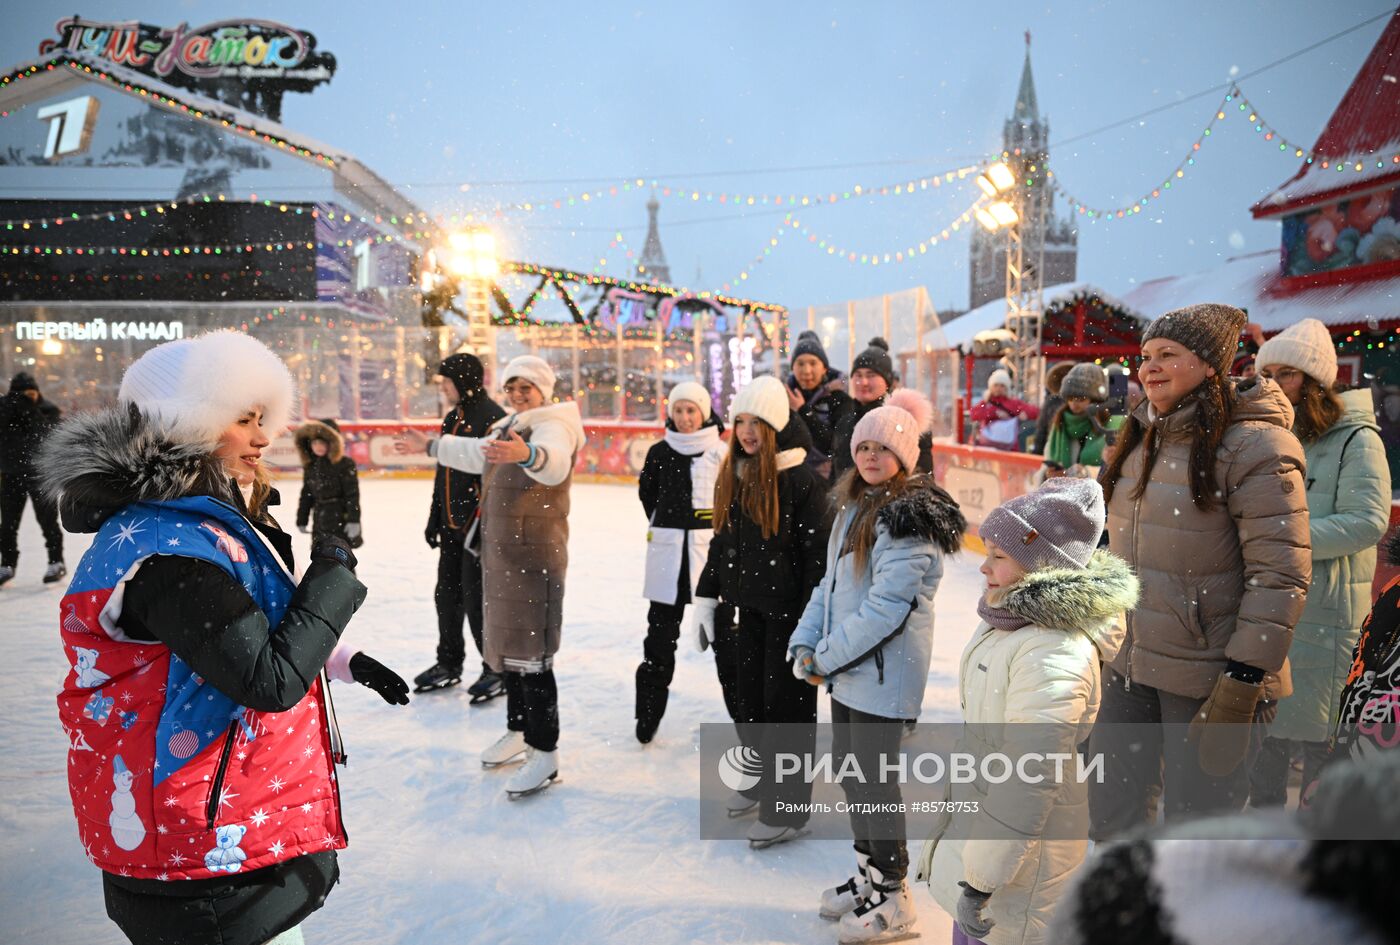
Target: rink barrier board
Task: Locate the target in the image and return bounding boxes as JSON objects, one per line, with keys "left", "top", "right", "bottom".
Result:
{"left": 271, "top": 422, "right": 1398, "bottom": 601}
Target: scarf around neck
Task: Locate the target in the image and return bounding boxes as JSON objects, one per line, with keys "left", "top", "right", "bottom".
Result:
{"left": 664, "top": 425, "right": 721, "bottom": 456}
{"left": 977, "top": 593, "right": 1032, "bottom": 631}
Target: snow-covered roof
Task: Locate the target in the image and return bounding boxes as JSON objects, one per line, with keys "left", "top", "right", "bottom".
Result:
{"left": 1252, "top": 12, "right": 1400, "bottom": 218}
{"left": 1120, "top": 250, "right": 1399, "bottom": 331}
{"left": 927, "top": 281, "right": 1134, "bottom": 349}
{"left": 0, "top": 51, "right": 429, "bottom": 228}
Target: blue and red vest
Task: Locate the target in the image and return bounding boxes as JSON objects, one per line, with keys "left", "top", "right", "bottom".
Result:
{"left": 58, "top": 496, "right": 347, "bottom": 881}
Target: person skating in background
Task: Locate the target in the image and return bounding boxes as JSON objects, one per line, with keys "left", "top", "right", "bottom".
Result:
{"left": 635, "top": 381, "right": 733, "bottom": 744}
{"left": 830, "top": 338, "right": 933, "bottom": 481}
{"left": 918, "top": 478, "right": 1138, "bottom": 945}
{"left": 1031, "top": 361, "right": 1075, "bottom": 454}
{"left": 1089, "top": 303, "right": 1311, "bottom": 840}
{"left": 693, "top": 375, "right": 830, "bottom": 847}
{"left": 1248, "top": 318, "right": 1391, "bottom": 807}
{"left": 1039, "top": 364, "right": 1126, "bottom": 479}
{"left": 785, "top": 330, "right": 853, "bottom": 480}
{"left": 969, "top": 368, "right": 1039, "bottom": 452}
{"left": 0, "top": 371, "right": 65, "bottom": 585}
{"left": 415, "top": 353, "right": 507, "bottom": 698}
{"left": 789, "top": 389, "right": 964, "bottom": 944}
{"left": 397, "top": 355, "right": 585, "bottom": 799}
{"left": 294, "top": 418, "right": 363, "bottom": 549}
{"left": 38, "top": 330, "right": 408, "bottom": 945}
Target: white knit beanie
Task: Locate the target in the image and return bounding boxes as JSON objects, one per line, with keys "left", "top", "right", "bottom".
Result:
{"left": 1255, "top": 318, "right": 1337, "bottom": 388}
{"left": 118, "top": 330, "right": 296, "bottom": 447}
{"left": 987, "top": 368, "right": 1013, "bottom": 393}
{"left": 501, "top": 355, "right": 557, "bottom": 401}
{"left": 729, "top": 375, "right": 790, "bottom": 431}
{"left": 667, "top": 381, "right": 712, "bottom": 421}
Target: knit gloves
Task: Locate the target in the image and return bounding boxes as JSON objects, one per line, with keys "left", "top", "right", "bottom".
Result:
{"left": 692, "top": 598, "right": 719, "bottom": 652}
{"left": 956, "top": 882, "right": 995, "bottom": 938}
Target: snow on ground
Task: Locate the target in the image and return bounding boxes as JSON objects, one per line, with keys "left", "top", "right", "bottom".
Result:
{"left": 1, "top": 479, "right": 985, "bottom": 944}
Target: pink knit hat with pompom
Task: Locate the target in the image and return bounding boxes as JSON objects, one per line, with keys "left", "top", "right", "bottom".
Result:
{"left": 849, "top": 389, "right": 933, "bottom": 472}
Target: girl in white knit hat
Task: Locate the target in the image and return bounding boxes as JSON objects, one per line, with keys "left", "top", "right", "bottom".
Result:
{"left": 633, "top": 381, "right": 732, "bottom": 744}
{"left": 397, "top": 354, "right": 586, "bottom": 799}
{"left": 788, "top": 389, "right": 965, "bottom": 943}
{"left": 692, "top": 374, "right": 831, "bottom": 848}
{"left": 1248, "top": 318, "right": 1392, "bottom": 807}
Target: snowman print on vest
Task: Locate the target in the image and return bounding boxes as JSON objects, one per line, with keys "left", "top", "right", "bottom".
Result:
{"left": 108, "top": 754, "right": 146, "bottom": 851}
{"left": 72, "top": 646, "right": 111, "bottom": 689}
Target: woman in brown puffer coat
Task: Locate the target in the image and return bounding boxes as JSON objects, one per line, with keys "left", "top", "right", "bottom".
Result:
{"left": 1088, "top": 303, "right": 1311, "bottom": 840}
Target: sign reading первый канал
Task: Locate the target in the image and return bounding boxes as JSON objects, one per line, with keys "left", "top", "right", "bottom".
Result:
{"left": 36, "top": 17, "right": 336, "bottom": 120}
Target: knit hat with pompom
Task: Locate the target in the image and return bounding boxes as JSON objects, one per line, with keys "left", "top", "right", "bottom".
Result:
{"left": 849, "top": 388, "right": 932, "bottom": 472}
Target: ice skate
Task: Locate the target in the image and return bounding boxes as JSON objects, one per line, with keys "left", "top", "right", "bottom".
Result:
{"left": 43, "top": 560, "right": 67, "bottom": 584}
{"left": 726, "top": 790, "right": 759, "bottom": 819}
{"left": 837, "top": 865, "right": 919, "bottom": 944}
{"left": 412, "top": 663, "right": 462, "bottom": 693}
{"left": 746, "top": 819, "right": 807, "bottom": 849}
{"left": 505, "top": 748, "right": 560, "bottom": 799}
{"left": 466, "top": 668, "right": 505, "bottom": 705}
{"left": 481, "top": 730, "right": 527, "bottom": 769}
{"left": 0, "top": 565, "right": 14, "bottom": 587}
{"left": 820, "top": 851, "right": 871, "bottom": 920}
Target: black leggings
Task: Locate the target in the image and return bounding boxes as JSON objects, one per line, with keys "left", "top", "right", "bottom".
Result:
{"left": 505, "top": 670, "right": 559, "bottom": 753}
{"left": 831, "top": 699, "right": 909, "bottom": 880}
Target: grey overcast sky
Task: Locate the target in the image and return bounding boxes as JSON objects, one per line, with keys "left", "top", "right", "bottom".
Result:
{"left": 4, "top": 1, "right": 1393, "bottom": 314}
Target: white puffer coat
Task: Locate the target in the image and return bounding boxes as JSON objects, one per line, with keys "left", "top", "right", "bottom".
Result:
{"left": 918, "top": 551, "right": 1138, "bottom": 945}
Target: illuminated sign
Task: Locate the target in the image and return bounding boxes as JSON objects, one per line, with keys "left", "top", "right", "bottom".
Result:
{"left": 36, "top": 96, "right": 100, "bottom": 159}
{"left": 38, "top": 17, "right": 336, "bottom": 120}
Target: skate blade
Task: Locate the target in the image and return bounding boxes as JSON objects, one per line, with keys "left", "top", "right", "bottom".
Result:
{"left": 839, "top": 928, "right": 919, "bottom": 945}
{"left": 412, "top": 679, "right": 462, "bottom": 694}
{"left": 468, "top": 688, "right": 504, "bottom": 705}
{"left": 506, "top": 773, "right": 560, "bottom": 800}
{"left": 726, "top": 803, "right": 760, "bottom": 820}
{"left": 748, "top": 826, "right": 809, "bottom": 850}
{"left": 481, "top": 752, "right": 526, "bottom": 770}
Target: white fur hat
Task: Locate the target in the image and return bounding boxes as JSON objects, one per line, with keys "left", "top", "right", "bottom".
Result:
{"left": 501, "top": 355, "right": 556, "bottom": 401}
{"left": 1256, "top": 318, "right": 1337, "bottom": 388}
{"left": 667, "top": 381, "right": 712, "bottom": 421}
{"left": 729, "top": 375, "right": 790, "bottom": 431}
{"left": 987, "top": 368, "right": 1013, "bottom": 392}
{"left": 118, "top": 330, "right": 296, "bottom": 447}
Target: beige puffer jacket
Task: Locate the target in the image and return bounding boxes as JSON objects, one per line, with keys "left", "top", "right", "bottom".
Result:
{"left": 1104, "top": 378, "right": 1310, "bottom": 700}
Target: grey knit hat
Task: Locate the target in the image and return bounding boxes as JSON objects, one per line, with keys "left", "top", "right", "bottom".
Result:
{"left": 1059, "top": 363, "right": 1109, "bottom": 403}
{"left": 790, "top": 330, "right": 830, "bottom": 369}
{"left": 1142, "top": 303, "right": 1248, "bottom": 376}
{"left": 979, "top": 477, "right": 1105, "bottom": 571}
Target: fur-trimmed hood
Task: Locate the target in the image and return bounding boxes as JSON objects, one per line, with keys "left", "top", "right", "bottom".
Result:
{"left": 999, "top": 549, "right": 1139, "bottom": 657}
{"left": 294, "top": 419, "right": 345, "bottom": 464}
{"left": 36, "top": 404, "right": 235, "bottom": 533}
{"left": 875, "top": 475, "right": 966, "bottom": 555}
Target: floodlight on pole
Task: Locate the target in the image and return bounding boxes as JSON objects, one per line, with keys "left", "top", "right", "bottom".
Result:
{"left": 976, "top": 161, "right": 1016, "bottom": 197}
{"left": 975, "top": 206, "right": 1000, "bottom": 231}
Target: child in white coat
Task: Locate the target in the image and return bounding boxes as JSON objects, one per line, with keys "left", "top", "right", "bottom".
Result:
{"left": 917, "top": 478, "right": 1138, "bottom": 945}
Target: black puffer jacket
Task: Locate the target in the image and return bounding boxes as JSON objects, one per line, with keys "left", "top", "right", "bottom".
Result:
{"left": 638, "top": 414, "right": 725, "bottom": 530}
{"left": 0, "top": 384, "right": 60, "bottom": 476}
{"left": 294, "top": 420, "right": 361, "bottom": 544}
{"left": 428, "top": 363, "right": 507, "bottom": 536}
{"left": 830, "top": 395, "right": 934, "bottom": 480}
{"left": 696, "top": 414, "right": 832, "bottom": 621}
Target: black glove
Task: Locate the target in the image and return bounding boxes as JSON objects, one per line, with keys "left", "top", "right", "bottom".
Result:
{"left": 310, "top": 535, "right": 358, "bottom": 572}
{"left": 424, "top": 526, "right": 439, "bottom": 549}
{"left": 956, "top": 882, "right": 995, "bottom": 939}
{"left": 349, "top": 652, "right": 410, "bottom": 705}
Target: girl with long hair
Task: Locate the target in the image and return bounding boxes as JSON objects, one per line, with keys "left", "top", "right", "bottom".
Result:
{"left": 789, "top": 390, "right": 964, "bottom": 943}
{"left": 693, "top": 375, "right": 831, "bottom": 848}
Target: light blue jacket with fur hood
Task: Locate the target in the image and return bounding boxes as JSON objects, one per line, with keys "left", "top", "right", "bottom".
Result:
{"left": 917, "top": 550, "right": 1138, "bottom": 945}
{"left": 788, "top": 476, "right": 966, "bottom": 720}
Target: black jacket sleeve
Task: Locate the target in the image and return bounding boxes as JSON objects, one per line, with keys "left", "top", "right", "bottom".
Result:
{"left": 638, "top": 447, "right": 661, "bottom": 519}
{"left": 338, "top": 458, "right": 361, "bottom": 523}
{"left": 695, "top": 517, "right": 728, "bottom": 600}
{"left": 118, "top": 555, "right": 367, "bottom": 712}
{"left": 791, "top": 470, "right": 832, "bottom": 598}
{"left": 296, "top": 478, "right": 314, "bottom": 528}
{"left": 797, "top": 400, "right": 835, "bottom": 458}
{"left": 916, "top": 432, "right": 934, "bottom": 474}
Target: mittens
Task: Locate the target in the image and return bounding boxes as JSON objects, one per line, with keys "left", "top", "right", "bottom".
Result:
{"left": 1188, "top": 671, "right": 1263, "bottom": 777}
{"left": 692, "top": 598, "right": 719, "bottom": 652}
